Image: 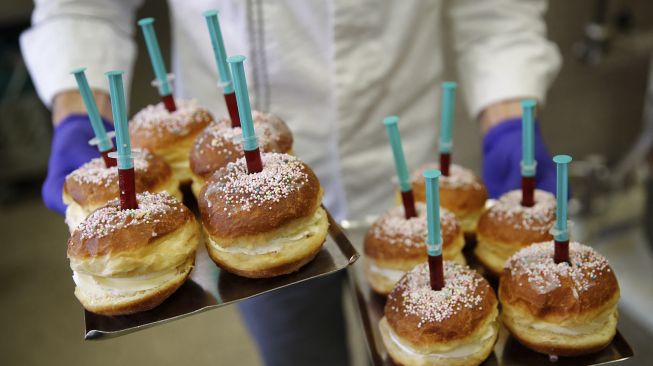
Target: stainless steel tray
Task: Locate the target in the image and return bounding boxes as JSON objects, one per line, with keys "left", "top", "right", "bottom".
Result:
{"left": 84, "top": 211, "right": 359, "bottom": 340}
{"left": 343, "top": 223, "right": 634, "bottom": 366}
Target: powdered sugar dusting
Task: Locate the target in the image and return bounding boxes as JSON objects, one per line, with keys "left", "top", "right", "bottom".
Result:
{"left": 411, "top": 163, "right": 482, "bottom": 189}
{"left": 130, "top": 99, "right": 212, "bottom": 137}
{"left": 204, "top": 153, "right": 309, "bottom": 213}
{"left": 66, "top": 151, "right": 153, "bottom": 188}
{"left": 389, "top": 262, "right": 484, "bottom": 327}
{"left": 194, "top": 111, "right": 286, "bottom": 157}
{"left": 370, "top": 203, "right": 457, "bottom": 248}
{"left": 75, "top": 192, "right": 180, "bottom": 240}
{"left": 487, "top": 190, "right": 556, "bottom": 232}
{"left": 505, "top": 242, "right": 611, "bottom": 294}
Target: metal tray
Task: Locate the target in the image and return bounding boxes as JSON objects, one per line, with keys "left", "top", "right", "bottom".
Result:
{"left": 343, "top": 223, "right": 634, "bottom": 366}
{"left": 84, "top": 211, "right": 359, "bottom": 340}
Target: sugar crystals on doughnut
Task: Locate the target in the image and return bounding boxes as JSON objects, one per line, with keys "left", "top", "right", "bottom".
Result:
{"left": 409, "top": 163, "right": 488, "bottom": 237}
{"left": 499, "top": 241, "right": 620, "bottom": 356}
{"left": 189, "top": 111, "right": 293, "bottom": 197}
{"left": 363, "top": 203, "right": 465, "bottom": 295}
{"left": 199, "top": 152, "right": 328, "bottom": 278}
{"left": 68, "top": 191, "right": 200, "bottom": 315}
{"left": 474, "top": 189, "right": 556, "bottom": 275}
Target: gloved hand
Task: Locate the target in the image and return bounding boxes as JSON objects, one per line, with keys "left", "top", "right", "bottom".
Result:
{"left": 42, "top": 114, "right": 114, "bottom": 214}
{"left": 482, "top": 117, "right": 556, "bottom": 199}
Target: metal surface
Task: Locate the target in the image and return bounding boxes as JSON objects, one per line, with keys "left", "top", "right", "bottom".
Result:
{"left": 344, "top": 223, "right": 634, "bottom": 366}
{"left": 494, "top": 328, "right": 633, "bottom": 366}
{"left": 84, "top": 211, "right": 359, "bottom": 340}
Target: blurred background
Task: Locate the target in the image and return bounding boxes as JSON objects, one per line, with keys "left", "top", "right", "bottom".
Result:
{"left": 2, "top": 0, "right": 653, "bottom": 365}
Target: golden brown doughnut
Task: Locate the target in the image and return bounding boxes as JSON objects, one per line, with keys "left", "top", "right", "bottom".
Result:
{"left": 129, "top": 99, "right": 213, "bottom": 183}
{"left": 475, "top": 189, "right": 556, "bottom": 275}
{"left": 67, "top": 191, "right": 200, "bottom": 315}
{"left": 381, "top": 262, "right": 499, "bottom": 366}
{"left": 499, "top": 241, "right": 620, "bottom": 356}
{"left": 409, "top": 163, "right": 487, "bottom": 236}
{"left": 199, "top": 152, "right": 328, "bottom": 278}
{"left": 189, "top": 111, "right": 293, "bottom": 197}
{"left": 63, "top": 150, "right": 182, "bottom": 232}
{"left": 363, "top": 203, "right": 465, "bottom": 295}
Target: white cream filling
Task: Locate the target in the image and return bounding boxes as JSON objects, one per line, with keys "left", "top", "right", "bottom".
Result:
{"left": 380, "top": 317, "right": 495, "bottom": 359}
{"left": 65, "top": 202, "right": 90, "bottom": 233}
{"left": 73, "top": 267, "right": 179, "bottom": 295}
{"left": 169, "top": 158, "right": 189, "bottom": 172}
{"left": 209, "top": 210, "right": 322, "bottom": 256}
{"left": 459, "top": 212, "right": 481, "bottom": 233}
{"left": 368, "top": 261, "right": 406, "bottom": 283}
{"left": 525, "top": 312, "right": 612, "bottom": 336}
{"left": 169, "top": 159, "right": 191, "bottom": 182}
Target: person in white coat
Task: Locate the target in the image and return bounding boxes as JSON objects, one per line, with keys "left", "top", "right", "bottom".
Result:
{"left": 22, "top": 1, "right": 561, "bottom": 365}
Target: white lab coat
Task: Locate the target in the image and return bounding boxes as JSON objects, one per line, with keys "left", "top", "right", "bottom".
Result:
{"left": 21, "top": 0, "right": 561, "bottom": 220}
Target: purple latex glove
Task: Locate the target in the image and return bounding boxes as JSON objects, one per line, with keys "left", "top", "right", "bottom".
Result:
{"left": 482, "top": 118, "right": 556, "bottom": 199}
{"left": 42, "top": 114, "right": 114, "bottom": 214}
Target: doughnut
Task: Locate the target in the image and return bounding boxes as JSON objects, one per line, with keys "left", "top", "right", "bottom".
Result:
{"left": 129, "top": 99, "right": 213, "bottom": 183}
{"left": 380, "top": 262, "right": 499, "bottom": 366}
{"left": 199, "top": 152, "right": 328, "bottom": 278}
{"left": 475, "top": 189, "right": 556, "bottom": 275}
{"left": 67, "top": 191, "right": 200, "bottom": 315}
{"left": 363, "top": 203, "right": 465, "bottom": 295}
{"left": 189, "top": 111, "right": 293, "bottom": 197}
{"left": 499, "top": 242, "right": 620, "bottom": 356}
{"left": 63, "top": 150, "right": 182, "bottom": 232}
{"left": 408, "top": 163, "right": 487, "bottom": 238}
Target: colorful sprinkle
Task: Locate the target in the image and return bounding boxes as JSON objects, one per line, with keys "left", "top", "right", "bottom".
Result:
{"left": 204, "top": 153, "right": 309, "bottom": 213}
{"left": 66, "top": 150, "right": 153, "bottom": 188}
{"left": 487, "top": 189, "right": 556, "bottom": 233}
{"left": 130, "top": 99, "right": 212, "bottom": 137}
{"left": 411, "top": 163, "right": 482, "bottom": 189}
{"left": 389, "top": 262, "right": 485, "bottom": 326}
{"left": 194, "top": 111, "right": 287, "bottom": 156}
{"left": 505, "top": 242, "right": 611, "bottom": 294}
{"left": 371, "top": 203, "right": 457, "bottom": 248}
{"left": 75, "top": 192, "right": 179, "bottom": 240}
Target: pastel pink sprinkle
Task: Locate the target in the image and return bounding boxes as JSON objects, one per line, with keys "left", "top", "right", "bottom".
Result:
{"left": 411, "top": 163, "right": 482, "bottom": 189}
{"left": 130, "top": 99, "right": 210, "bottom": 137}
{"left": 389, "top": 262, "right": 485, "bottom": 326}
{"left": 75, "top": 191, "right": 179, "bottom": 241}
{"left": 204, "top": 153, "right": 309, "bottom": 213}
{"left": 487, "top": 189, "right": 556, "bottom": 233}
{"left": 371, "top": 203, "right": 457, "bottom": 248}
{"left": 505, "top": 241, "right": 611, "bottom": 294}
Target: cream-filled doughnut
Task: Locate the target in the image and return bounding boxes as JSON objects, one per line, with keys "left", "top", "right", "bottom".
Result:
{"left": 63, "top": 150, "right": 181, "bottom": 232}
{"left": 381, "top": 262, "right": 499, "bottom": 366}
{"left": 199, "top": 153, "right": 328, "bottom": 278}
{"left": 67, "top": 192, "right": 200, "bottom": 315}
{"left": 189, "top": 111, "right": 293, "bottom": 197}
{"left": 363, "top": 203, "right": 465, "bottom": 295}
{"left": 475, "top": 189, "right": 556, "bottom": 275}
{"left": 408, "top": 163, "right": 487, "bottom": 238}
{"left": 129, "top": 99, "right": 213, "bottom": 183}
{"left": 499, "top": 242, "right": 620, "bottom": 356}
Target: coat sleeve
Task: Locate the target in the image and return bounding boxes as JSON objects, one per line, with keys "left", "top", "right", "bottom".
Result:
{"left": 449, "top": 0, "right": 562, "bottom": 118}
{"left": 20, "top": 0, "right": 144, "bottom": 107}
